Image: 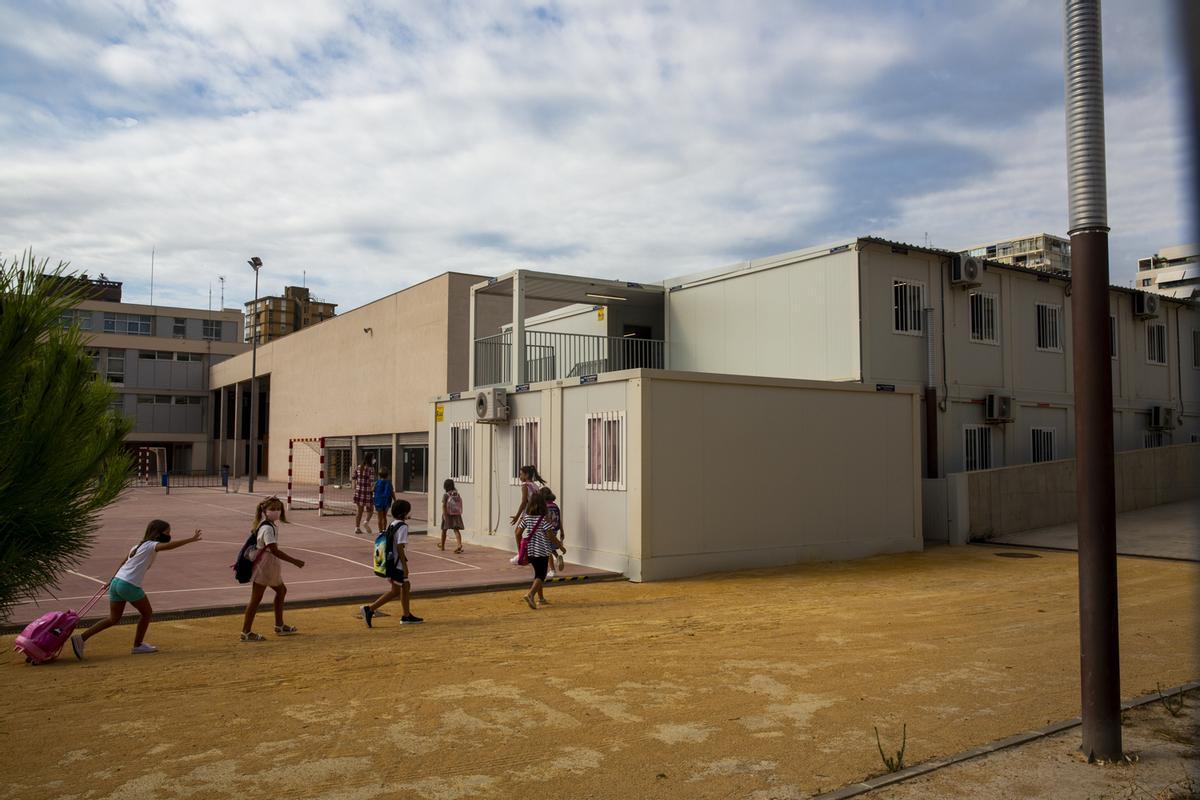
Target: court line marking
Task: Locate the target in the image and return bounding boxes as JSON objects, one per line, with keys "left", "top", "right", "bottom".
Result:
{"left": 200, "top": 538, "right": 375, "bottom": 571}
{"left": 175, "top": 497, "right": 483, "bottom": 570}
{"left": 67, "top": 570, "right": 106, "bottom": 586}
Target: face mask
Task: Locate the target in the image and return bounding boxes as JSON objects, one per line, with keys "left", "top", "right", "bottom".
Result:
{"left": 265, "top": 509, "right": 281, "bottom": 523}
{"left": 157, "top": 533, "right": 172, "bottom": 543}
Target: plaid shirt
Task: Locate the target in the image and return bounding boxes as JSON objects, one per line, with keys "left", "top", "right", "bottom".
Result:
{"left": 353, "top": 464, "right": 375, "bottom": 505}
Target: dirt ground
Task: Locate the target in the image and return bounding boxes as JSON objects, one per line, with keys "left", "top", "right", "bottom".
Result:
{"left": 870, "top": 692, "right": 1199, "bottom": 800}
{"left": 1, "top": 546, "right": 1196, "bottom": 800}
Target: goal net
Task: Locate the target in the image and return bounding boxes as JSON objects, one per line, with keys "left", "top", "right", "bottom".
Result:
{"left": 287, "top": 437, "right": 355, "bottom": 515}
{"left": 135, "top": 447, "right": 167, "bottom": 486}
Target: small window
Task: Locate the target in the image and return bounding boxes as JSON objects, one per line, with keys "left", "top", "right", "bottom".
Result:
{"left": 85, "top": 348, "right": 101, "bottom": 374}
{"left": 1141, "top": 278, "right": 1153, "bottom": 287}
{"left": 963, "top": 425, "right": 993, "bottom": 471}
{"left": 202, "top": 319, "right": 222, "bottom": 341}
{"left": 1146, "top": 323, "right": 1167, "bottom": 365}
{"left": 155, "top": 395, "right": 171, "bottom": 404}
{"left": 102, "top": 312, "right": 152, "bottom": 335}
{"left": 136, "top": 395, "right": 154, "bottom": 405}
{"left": 1144, "top": 431, "right": 1169, "bottom": 448}
{"left": 173, "top": 396, "right": 202, "bottom": 406}
{"left": 892, "top": 280, "right": 926, "bottom": 335}
{"left": 176, "top": 352, "right": 202, "bottom": 362}
{"left": 1031, "top": 428, "right": 1057, "bottom": 463}
{"left": 1035, "top": 303, "right": 1062, "bottom": 352}
{"left": 509, "top": 418, "right": 540, "bottom": 485}
{"left": 138, "top": 351, "right": 157, "bottom": 360}
{"left": 969, "top": 291, "right": 998, "bottom": 344}
{"left": 586, "top": 412, "right": 626, "bottom": 490}
{"left": 59, "top": 309, "right": 92, "bottom": 330}
{"left": 105, "top": 351, "right": 125, "bottom": 384}
{"left": 1110, "top": 316, "right": 1118, "bottom": 360}
{"left": 173, "top": 317, "right": 186, "bottom": 337}
{"left": 450, "top": 422, "right": 473, "bottom": 483}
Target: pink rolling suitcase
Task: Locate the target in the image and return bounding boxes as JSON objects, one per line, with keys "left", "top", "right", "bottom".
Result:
{"left": 13, "top": 585, "right": 107, "bottom": 665}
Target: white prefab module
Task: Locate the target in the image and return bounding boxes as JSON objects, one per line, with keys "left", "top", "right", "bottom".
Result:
{"left": 431, "top": 369, "right": 922, "bottom": 581}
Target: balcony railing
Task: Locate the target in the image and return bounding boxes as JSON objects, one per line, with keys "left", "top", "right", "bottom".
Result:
{"left": 474, "top": 330, "right": 665, "bottom": 387}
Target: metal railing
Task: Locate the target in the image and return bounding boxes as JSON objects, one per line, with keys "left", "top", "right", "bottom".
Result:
{"left": 474, "top": 330, "right": 665, "bottom": 387}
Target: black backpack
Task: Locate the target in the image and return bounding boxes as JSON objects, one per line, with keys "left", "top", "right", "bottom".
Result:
{"left": 232, "top": 525, "right": 267, "bottom": 584}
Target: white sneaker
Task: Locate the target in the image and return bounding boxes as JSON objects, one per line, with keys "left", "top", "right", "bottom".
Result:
{"left": 131, "top": 643, "right": 158, "bottom": 654}
{"left": 547, "top": 569, "right": 556, "bottom": 579}
{"left": 70, "top": 634, "right": 85, "bottom": 661}
{"left": 509, "top": 555, "right": 520, "bottom": 565}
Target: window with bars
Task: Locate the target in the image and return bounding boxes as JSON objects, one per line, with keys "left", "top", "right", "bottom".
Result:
{"left": 450, "top": 422, "right": 473, "bottom": 483}
{"left": 103, "top": 312, "right": 152, "bottom": 335}
{"left": 963, "top": 425, "right": 992, "bottom": 471}
{"left": 202, "top": 319, "right": 223, "bottom": 341}
{"left": 1146, "top": 323, "right": 1167, "bottom": 365}
{"left": 105, "top": 351, "right": 125, "bottom": 384}
{"left": 509, "top": 418, "right": 540, "bottom": 485}
{"left": 1110, "top": 316, "right": 1118, "bottom": 360}
{"left": 1144, "top": 431, "right": 1169, "bottom": 448}
{"left": 1031, "top": 427, "right": 1057, "bottom": 463}
{"left": 969, "top": 291, "right": 998, "bottom": 344}
{"left": 892, "top": 280, "right": 926, "bottom": 335}
{"left": 1035, "top": 303, "right": 1062, "bottom": 352}
{"left": 586, "top": 412, "right": 626, "bottom": 490}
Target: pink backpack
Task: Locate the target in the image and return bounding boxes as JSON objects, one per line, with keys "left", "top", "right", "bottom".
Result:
{"left": 14, "top": 586, "right": 107, "bottom": 665}
{"left": 446, "top": 491, "right": 463, "bottom": 516}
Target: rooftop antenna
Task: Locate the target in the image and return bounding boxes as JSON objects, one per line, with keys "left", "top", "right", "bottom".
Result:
{"left": 219, "top": 275, "right": 225, "bottom": 309}
{"left": 924, "top": 232, "right": 929, "bottom": 247}
{"left": 303, "top": 269, "right": 306, "bottom": 288}
{"left": 150, "top": 246, "right": 155, "bottom": 305}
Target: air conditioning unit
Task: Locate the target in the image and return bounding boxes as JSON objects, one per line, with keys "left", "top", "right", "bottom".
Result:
{"left": 1133, "top": 292, "right": 1160, "bottom": 319}
{"left": 1149, "top": 405, "right": 1174, "bottom": 431}
{"left": 951, "top": 255, "right": 982, "bottom": 287}
{"left": 984, "top": 393, "right": 1014, "bottom": 423}
{"left": 475, "top": 387, "right": 509, "bottom": 423}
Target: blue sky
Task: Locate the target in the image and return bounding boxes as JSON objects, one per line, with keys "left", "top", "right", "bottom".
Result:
{"left": 0, "top": 1, "right": 1192, "bottom": 312}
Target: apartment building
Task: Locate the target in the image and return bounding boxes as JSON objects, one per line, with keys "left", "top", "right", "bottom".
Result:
{"left": 244, "top": 285, "right": 337, "bottom": 344}
{"left": 1137, "top": 243, "right": 1200, "bottom": 299}
{"left": 963, "top": 233, "right": 1071, "bottom": 275}
{"left": 62, "top": 278, "right": 247, "bottom": 471}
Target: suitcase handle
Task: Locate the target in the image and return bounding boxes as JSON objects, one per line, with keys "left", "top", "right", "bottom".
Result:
{"left": 77, "top": 583, "right": 109, "bottom": 618}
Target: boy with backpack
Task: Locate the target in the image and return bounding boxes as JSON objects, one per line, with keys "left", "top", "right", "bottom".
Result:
{"left": 373, "top": 467, "right": 396, "bottom": 535}
{"left": 361, "top": 500, "right": 423, "bottom": 627}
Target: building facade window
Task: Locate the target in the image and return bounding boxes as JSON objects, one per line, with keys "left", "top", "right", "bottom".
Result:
{"left": 1141, "top": 278, "right": 1153, "bottom": 287}
{"left": 892, "top": 280, "right": 926, "bottom": 335}
{"left": 177, "top": 352, "right": 203, "bottom": 362}
{"left": 202, "top": 319, "right": 222, "bottom": 341}
{"left": 173, "top": 317, "right": 187, "bottom": 337}
{"left": 510, "top": 418, "right": 540, "bottom": 485}
{"left": 103, "top": 312, "right": 152, "bottom": 335}
{"left": 963, "top": 425, "right": 992, "bottom": 471}
{"left": 969, "top": 291, "right": 998, "bottom": 344}
{"left": 450, "top": 422, "right": 473, "bottom": 483}
{"left": 1110, "top": 316, "right": 1118, "bottom": 360}
{"left": 85, "top": 348, "right": 101, "bottom": 374}
{"left": 105, "top": 351, "right": 125, "bottom": 384}
{"left": 60, "top": 309, "right": 93, "bottom": 330}
{"left": 1144, "top": 430, "right": 1169, "bottom": 448}
{"left": 1031, "top": 427, "right": 1057, "bottom": 463}
{"left": 586, "top": 411, "right": 626, "bottom": 490}
{"left": 1146, "top": 323, "right": 1167, "bottom": 365}
{"left": 173, "top": 396, "right": 202, "bottom": 405}
{"left": 1035, "top": 303, "right": 1062, "bottom": 352}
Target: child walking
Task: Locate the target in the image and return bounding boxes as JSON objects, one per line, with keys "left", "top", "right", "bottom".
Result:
{"left": 440, "top": 478, "right": 464, "bottom": 553}
{"left": 541, "top": 486, "right": 566, "bottom": 578}
{"left": 361, "top": 500, "right": 424, "bottom": 627}
{"left": 240, "top": 497, "right": 305, "bottom": 642}
{"left": 71, "top": 520, "right": 202, "bottom": 660}
{"left": 373, "top": 467, "right": 396, "bottom": 534}
{"left": 509, "top": 465, "right": 545, "bottom": 564}
{"left": 516, "top": 492, "right": 560, "bottom": 610}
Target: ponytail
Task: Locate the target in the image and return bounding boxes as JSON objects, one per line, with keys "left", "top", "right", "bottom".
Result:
{"left": 253, "top": 496, "right": 287, "bottom": 529}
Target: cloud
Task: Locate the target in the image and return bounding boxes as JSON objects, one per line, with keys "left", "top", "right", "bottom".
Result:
{"left": 0, "top": 0, "right": 1189, "bottom": 312}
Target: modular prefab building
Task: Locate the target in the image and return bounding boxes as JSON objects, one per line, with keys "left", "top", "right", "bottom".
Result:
{"left": 430, "top": 369, "right": 923, "bottom": 581}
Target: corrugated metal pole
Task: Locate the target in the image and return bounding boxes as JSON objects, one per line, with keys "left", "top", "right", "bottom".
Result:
{"left": 1063, "top": 0, "right": 1121, "bottom": 762}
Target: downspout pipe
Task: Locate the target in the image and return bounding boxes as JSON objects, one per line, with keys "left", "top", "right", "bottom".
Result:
{"left": 1064, "top": 0, "right": 1122, "bottom": 763}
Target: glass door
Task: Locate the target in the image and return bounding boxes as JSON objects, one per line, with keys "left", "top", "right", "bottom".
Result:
{"left": 401, "top": 446, "right": 427, "bottom": 493}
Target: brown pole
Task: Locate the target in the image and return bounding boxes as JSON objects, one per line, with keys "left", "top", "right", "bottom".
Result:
{"left": 1064, "top": 0, "right": 1121, "bottom": 761}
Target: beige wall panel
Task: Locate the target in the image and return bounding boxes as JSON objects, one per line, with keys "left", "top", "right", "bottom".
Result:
{"left": 1010, "top": 277, "right": 1069, "bottom": 394}
{"left": 861, "top": 247, "right": 940, "bottom": 386}
{"left": 1015, "top": 405, "right": 1071, "bottom": 463}
{"left": 950, "top": 271, "right": 1005, "bottom": 389}
{"left": 1131, "top": 311, "right": 1174, "bottom": 401}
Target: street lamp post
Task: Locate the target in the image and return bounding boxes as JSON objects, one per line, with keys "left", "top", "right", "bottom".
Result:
{"left": 247, "top": 257, "right": 262, "bottom": 493}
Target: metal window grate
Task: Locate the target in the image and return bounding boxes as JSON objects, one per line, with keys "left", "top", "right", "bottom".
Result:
{"left": 1035, "top": 303, "right": 1062, "bottom": 351}
{"left": 1031, "top": 427, "right": 1056, "bottom": 463}
{"left": 1193, "top": 330, "right": 1200, "bottom": 369}
{"left": 450, "top": 422, "right": 473, "bottom": 483}
{"left": 893, "top": 280, "right": 926, "bottom": 335}
{"left": 963, "top": 425, "right": 992, "bottom": 471}
{"left": 586, "top": 411, "right": 626, "bottom": 491}
{"left": 509, "top": 418, "right": 540, "bottom": 485}
{"left": 1144, "top": 430, "right": 1169, "bottom": 448}
{"left": 969, "top": 291, "right": 999, "bottom": 344}
{"left": 1110, "top": 315, "right": 1118, "bottom": 360}
{"left": 1146, "top": 323, "right": 1167, "bottom": 365}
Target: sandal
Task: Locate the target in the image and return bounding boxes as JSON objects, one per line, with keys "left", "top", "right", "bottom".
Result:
{"left": 274, "top": 625, "right": 299, "bottom": 636}
{"left": 523, "top": 594, "right": 537, "bottom": 610}
{"left": 240, "top": 632, "right": 266, "bottom": 643}
{"left": 454, "top": 548, "right": 464, "bottom": 554}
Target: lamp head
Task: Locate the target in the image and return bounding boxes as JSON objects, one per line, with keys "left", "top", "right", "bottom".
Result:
{"left": 247, "top": 257, "right": 263, "bottom": 270}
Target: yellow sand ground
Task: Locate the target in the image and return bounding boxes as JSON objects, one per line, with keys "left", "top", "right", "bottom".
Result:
{"left": 1, "top": 547, "right": 1196, "bottom": 800}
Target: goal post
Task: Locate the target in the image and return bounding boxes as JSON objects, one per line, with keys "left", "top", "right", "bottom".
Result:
{"left": 287, "top": 437, "right": 354, "bottom": 516}
{"left": 135, "top": 446, "right": 167, "bottom": 487}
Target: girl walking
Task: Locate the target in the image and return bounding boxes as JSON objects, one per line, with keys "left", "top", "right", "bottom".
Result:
{"left": 70, "top": 520, "right": 202, "bottom": 659}
{"left": 240, "top": 497, "right": 305, "bottom": 642}
{"left": 440, "top": 479, "right": 464, "bottom": 553}
{"left": 353, "top": 452, "right": 377, "bottom": 534}
{"left": 516, "top": 492, "right": 561, "bottom": 610}
{"left": 509, "top": 465, "right": 545, "bottom": 563}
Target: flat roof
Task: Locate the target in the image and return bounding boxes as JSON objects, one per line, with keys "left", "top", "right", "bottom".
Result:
{"left": 473, "top": 269, "right": 664, "bottom": 308}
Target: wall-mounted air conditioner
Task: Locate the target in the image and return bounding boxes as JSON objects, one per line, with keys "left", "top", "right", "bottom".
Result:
{"left": 475, "top": 387, "right": 509, "bottom": 423}
{"left": 984, "top": 393, "right": 1014, "bottom": 423}
{"left": 951, "top": 255, "right": 982, "bottom": 287}
{"left": 1133, "top": 292, "right": 1160, "bottom": 319}
{"left": 1149, "top": 405, "right": 1174, "bottom": 430}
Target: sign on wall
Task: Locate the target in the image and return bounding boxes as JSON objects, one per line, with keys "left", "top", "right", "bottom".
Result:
{"left": 435, "top": 404, "right": 444, "bottom": 422}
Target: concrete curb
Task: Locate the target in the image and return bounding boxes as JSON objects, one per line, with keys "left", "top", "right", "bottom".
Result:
{"left": 1, "top": 573, "right": 627, "bottom": 634}
{"left": 812, "top": 679, "right": 1200, "bottom": 800}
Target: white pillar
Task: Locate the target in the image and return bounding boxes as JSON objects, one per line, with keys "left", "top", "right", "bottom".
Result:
{"left": 511, "top": 270, "right": 526, "bottom": 386}
{"left": 468, "top": 285, "right": 477, "bottom": 391}
{"left": 232, "top": 382, "right": 243, "bottom": 477}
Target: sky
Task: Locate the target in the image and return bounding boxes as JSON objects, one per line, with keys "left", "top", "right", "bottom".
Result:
{"left": 0, "top": 1, "right": 1193, "bottom": 313}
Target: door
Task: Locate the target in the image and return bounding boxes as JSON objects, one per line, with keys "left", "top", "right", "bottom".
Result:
{"left": 401, "top": 446, "right": 427, "bottom": 493}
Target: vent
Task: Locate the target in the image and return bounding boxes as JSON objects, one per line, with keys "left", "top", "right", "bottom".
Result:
{"left": 952, "top": 256, "right": 982, "bottom": 287}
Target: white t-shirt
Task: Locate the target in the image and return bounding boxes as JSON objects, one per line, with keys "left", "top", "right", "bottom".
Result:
{"left": 391, "top": 522, "right": 409, "bottom": 550}
{"left": 256, "top": 522, "right": 278, "bottom": 550}
{"left": 114, "top": 540, "right": 158, "bottom": 587}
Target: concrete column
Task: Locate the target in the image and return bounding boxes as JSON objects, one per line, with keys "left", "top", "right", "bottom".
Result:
{"left": 232, "top": 382, "right": 243, "bottom": 477}
{"left": 468, "top": 285, "right": 477, "bottom": 391}
{"left": 511, "top": 270, "right": 526, "bottom": 386}
{"left": 217, "top": 386, "right": 227, "bottom": 472}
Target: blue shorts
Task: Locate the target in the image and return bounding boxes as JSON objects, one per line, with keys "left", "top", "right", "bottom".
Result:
{"left": 108, "top": 577, "right": 146, "bottom": 603}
